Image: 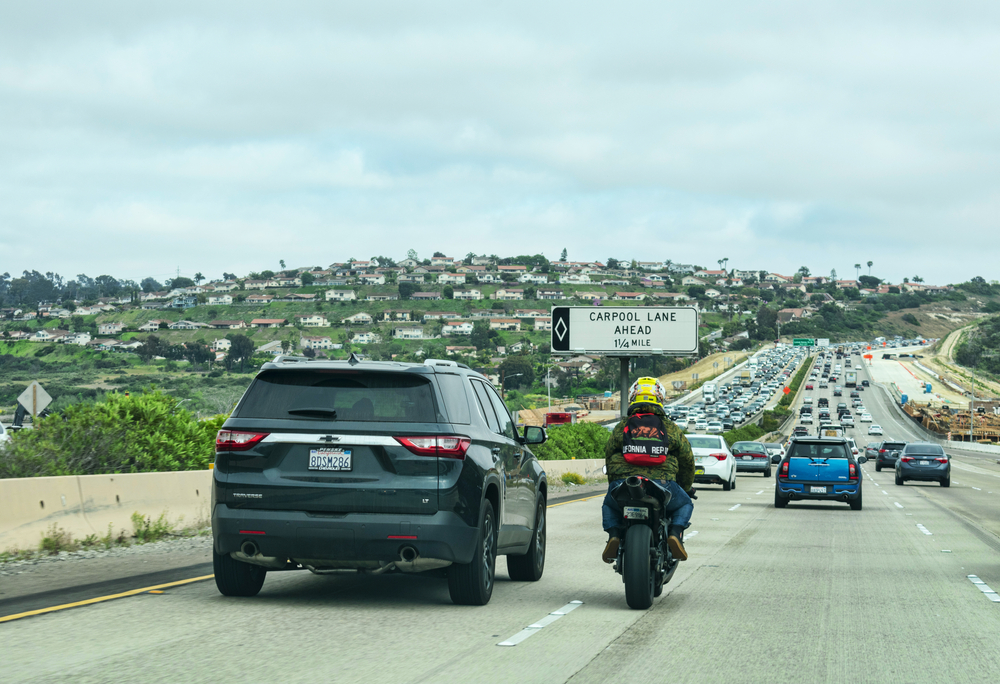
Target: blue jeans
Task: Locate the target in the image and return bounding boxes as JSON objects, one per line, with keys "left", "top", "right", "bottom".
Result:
{"left": 602, "top": 478, "right": 693, "bottom": 534}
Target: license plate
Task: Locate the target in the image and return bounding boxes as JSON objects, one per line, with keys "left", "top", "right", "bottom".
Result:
{"left": 623, "top": 506, "right": 648, "bottom": 520}
{"left": 309, "top": 448, "right": 352, "bottom": 471}
{"left": 742, "top": 455, "right": 753, "bottom": 461}
{"left": 920, "top": 460, "right": 930, "bottom": 465}
{"left": 695, "top": 468, "right": 705, "bottom": 475}
{"left": 810, "top": 486, "right": 827, "bottom": 494}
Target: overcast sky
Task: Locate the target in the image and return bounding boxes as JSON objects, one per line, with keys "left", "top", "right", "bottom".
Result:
{"left": 2, "top": 1, "right": 998, "bottom": 286}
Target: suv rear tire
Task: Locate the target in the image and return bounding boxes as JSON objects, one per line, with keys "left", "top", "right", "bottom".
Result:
{"left": 448, "top": 500, "right": 497, "bottom": 605}
{"left": 213, "top": 548, "right": 266, "bottom": 597}
{"left": 507, "top": 498, "right": 546, "bottom": 582}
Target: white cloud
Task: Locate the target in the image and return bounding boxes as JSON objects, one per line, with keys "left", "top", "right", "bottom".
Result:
{"left": 1, "top": 1, "right": 999, "bottom": 284}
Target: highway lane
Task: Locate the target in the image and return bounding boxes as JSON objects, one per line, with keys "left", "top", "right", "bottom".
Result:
{"left": 6, "top": 461, "right": 1000, "bottom": 683}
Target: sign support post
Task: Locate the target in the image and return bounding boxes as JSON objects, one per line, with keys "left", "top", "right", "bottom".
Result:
{"left": 620, "top": 357, "right": 630, "bottom": 419}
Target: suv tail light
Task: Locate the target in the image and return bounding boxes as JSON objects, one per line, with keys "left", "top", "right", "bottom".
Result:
{"left": 395, "top": 436, "right": 471, "bottom": 460}
{"left": 849, "top": 463, "right": 858, "bottom": 480}
{"left": 900, "top": 456, "right": 914, "bottom": 463}
{"left": 709, "top": 452, "right": 728, "bottom": 461}
{"left": 216, "top": 430, "right": 269, "bottom": 452}
{"left": 879, "top": 449, "right": 886, "bottom": 453}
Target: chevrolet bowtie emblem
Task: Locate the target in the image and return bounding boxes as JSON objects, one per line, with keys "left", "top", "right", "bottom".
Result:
{"left": 318, "top": 435, "right": 339, "bottom": 442}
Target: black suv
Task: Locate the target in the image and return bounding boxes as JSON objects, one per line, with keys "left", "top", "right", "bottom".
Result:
{"left": 211, "top": 356, "right": 548, "bottom": 605}
{"left": 875, "top": 440, "right": 907, "bottom": 471}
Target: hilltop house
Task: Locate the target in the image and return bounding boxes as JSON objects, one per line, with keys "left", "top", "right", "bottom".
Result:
{"left": 340, "top": 313, "right": 372, "bottom": 325}
{"left": 98, "top": 322, "right": 125, "bottom": 336}
{"left": 325, "top": 289, "right": 357, "bottom": 302}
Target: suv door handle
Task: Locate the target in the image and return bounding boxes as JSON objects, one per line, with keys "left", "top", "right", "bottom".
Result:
{"left": 491, "top": 447, "right": 501, "bottom": 459}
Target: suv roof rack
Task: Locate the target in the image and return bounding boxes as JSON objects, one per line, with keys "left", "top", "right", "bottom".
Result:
{"left": 424, "top": 358, "right": 472, "bottom": 370}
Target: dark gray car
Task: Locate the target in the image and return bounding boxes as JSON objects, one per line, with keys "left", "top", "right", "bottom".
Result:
{"left": 895, "top": 442, "right": 950, "bottom": 486}
{"left": 875, "top": 440, "right": 907, "bottom": 471}
{"left": 211, "top": 356, "right": 548, "bottom": 605}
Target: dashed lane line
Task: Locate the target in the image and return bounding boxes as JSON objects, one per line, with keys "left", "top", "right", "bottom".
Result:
{"left": 967, "top": 576, "right": 1000, "bottom": 603}
{"left": 895, "top": 502, "right": 904, "bottom": 508}
{"left": 755, "top": 490, "right": 765, "bottom": 495}
{"left": 916, "top": 524, "right": 933, "bottom": 535}
{"left": 728, "top": 504, "right": 742, "bottom": 511}
{"left": 497, "top": 601, "right": 584, "bottom": 646}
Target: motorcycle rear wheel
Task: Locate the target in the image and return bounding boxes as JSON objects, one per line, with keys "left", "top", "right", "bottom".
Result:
{"left": 623, "top": 525, "right": 654, "bottom": 609}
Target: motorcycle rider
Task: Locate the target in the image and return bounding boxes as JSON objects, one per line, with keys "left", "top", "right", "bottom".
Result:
{"left": 602, "top": 377, "right": 695, "bottom": 563}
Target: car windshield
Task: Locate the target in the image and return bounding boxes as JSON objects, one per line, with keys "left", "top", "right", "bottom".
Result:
{"left": 688, "top": 436, "right": 723, "bottom": 449}
{"left": 789, "top": 443, "right": 850, "bottom": 459}
{"left": 906, "top": 446, "right": 945, "bottom": 456}
{"left": 234, "top": 370, "right": 441, "bottom": 422}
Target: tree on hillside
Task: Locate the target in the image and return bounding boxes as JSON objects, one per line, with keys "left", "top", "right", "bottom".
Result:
{"left": 854, "top": 263, "right": 861, "bottom": 279}
{"left": 433, "top": 251, "right": 446, "bottom": 258}
{"left": 279, "top": 260, "right": 286, "bottom": 269}
{"left": 867, "top": 260, "right": 873, "bottom": 275}
{"left": 227, "top": 334, "right": 256, "bottom": 373}
{"left": 912, "top": 275, "right": 924, "bottom": 283}
{"left": 398, "top": 282, "right": 417, "bottom": 300}
{"left": 607, "top": 258, "right": 620, "bottom": 270}
{"left": 223, "top": 272, "right": 237, "bottom": 281}
{"left": 140, "top": 277, "right": 162, "bottom": 293}
{"left": 560, "top": 248, "right": 568, "bottom": 262}
{"left": 858, "top": 275, "right": 881, "bottom": 289}
{"left": 407, "top": 249, "right": 418, "bottom": 261}
{"left": 443, "top": 285, "right": 454, "bottom": 299}
{"left": 300, "top": 272, "right": 315, "bottom": 286}
{"left": 168, "top": 276, "right": 195, "bottom": 289}
{"left": 499, "top": 355, "right": 534, "bottom": 390}
{"left": 194, "top": 272, "right": 204, "bottom": 284}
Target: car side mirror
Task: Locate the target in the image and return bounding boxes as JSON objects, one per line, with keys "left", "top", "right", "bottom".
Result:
{"left": 771, "top": 455, "right": 781, "bottom": 464}
{"left": 523, "top": 425, "right": 547, "bottom": 445}
{"left": 857, "top": 455, "right": 867, "bottom": 464}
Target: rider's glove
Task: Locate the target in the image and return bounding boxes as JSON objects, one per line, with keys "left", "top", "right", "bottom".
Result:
{"left": 687, "top": 488, "right": 698, "bottom": 500}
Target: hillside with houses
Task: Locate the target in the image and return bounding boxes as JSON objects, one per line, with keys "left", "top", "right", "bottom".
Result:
{"left": 0, "top": 256, "right": 989, "bottom": 416}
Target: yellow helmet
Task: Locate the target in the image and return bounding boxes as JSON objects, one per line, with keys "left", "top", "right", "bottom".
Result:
{"left": 628, "top": 377, "right": 666, "bottom": 407}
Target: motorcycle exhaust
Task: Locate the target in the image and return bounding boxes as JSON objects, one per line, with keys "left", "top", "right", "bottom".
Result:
{"left": 625, "top": 476, "right": 645, "bottom": 500}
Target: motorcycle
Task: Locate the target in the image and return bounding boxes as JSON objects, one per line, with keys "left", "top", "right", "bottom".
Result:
{"left": 610, "top": 475, "right": 680, "bottom": 609}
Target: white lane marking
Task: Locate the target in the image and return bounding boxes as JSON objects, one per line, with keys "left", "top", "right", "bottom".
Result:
{"left": 728, "top": 504, "right": 742, "bottom": 511}
{"left": 755, "top": 490, "right": 764, "bottom": 495}
{"left": 894, "top": 502, "right": 904, "bottom": 508}
{"left": 686, "top": 530, "right": 699, "bottom": 539}
{"left": 967, "top": 576, "right": 1000, "bottom": 603}
{"left": 916, "top": 524, "right": 933, "bottom": 535}
{"left": 882, "top": 490, "right": 888, "bottom": 495}
{"left": 972, "top": 487, "right": 982, "bottom": 491}
{"left": 497, "top": 601, "right": 584, "bottom": 646}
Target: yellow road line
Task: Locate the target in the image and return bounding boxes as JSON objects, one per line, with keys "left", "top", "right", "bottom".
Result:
{"left": 548, "top": 494, "right": 604, "bottom": 508}
{"left": 0, "top": 574, "right": 214, "bottom": 624}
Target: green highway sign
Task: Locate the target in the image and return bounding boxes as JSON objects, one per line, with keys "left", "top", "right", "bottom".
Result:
{"left": 793, "top": 338, "right": 815, "bottom": 347}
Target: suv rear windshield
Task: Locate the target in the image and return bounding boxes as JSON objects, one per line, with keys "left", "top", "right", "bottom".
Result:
{"left": 788, "top": 443, "right": 850, "bottom": 459}
{"left": 234, "top": 370, "right": 442, "bottom": 422}
{"left": 881, "top": 442, "right": 906, "bottom": 451}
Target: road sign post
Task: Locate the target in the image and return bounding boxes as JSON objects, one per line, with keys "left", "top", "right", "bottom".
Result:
{"left": 550, "top": 306, "right": 700, "bottom": 418}
{"left": 17, "top": 381, "right": 52, "bottom": 418}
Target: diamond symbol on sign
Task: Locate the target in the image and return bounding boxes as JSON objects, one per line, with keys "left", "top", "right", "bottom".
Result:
{"left": 554, "top": 317, "right": 568, "bottom": 342}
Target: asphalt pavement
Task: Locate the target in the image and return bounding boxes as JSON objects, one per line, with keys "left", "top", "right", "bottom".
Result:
{"left": 4, "top": 349, "right": 1000, "bottom": 683}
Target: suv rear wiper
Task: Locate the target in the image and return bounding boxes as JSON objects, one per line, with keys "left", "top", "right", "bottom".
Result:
{"left": 287, "top": 408, "right": 338, "bottom": 418}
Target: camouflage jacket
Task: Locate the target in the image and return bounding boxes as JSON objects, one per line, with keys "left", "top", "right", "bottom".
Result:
{"left": 605, "top": 403, "right": 695, "bottom": 490}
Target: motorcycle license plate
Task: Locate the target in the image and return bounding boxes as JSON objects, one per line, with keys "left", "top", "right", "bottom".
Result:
{"left": 623, "top": 506, "right": 649, "bottom": 520}
{"left": 309, "top": 449, "right": 352, "bottom": 471}
{"left": 810, "top": 486, "right": 827, "bottom": 494}
{"left": 695, "top": 468, "right": 705, "bottom": 475}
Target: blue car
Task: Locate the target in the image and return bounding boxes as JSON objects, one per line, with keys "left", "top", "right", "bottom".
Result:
{"left": 773, "top": 437, "right": 866, "bottom": 510}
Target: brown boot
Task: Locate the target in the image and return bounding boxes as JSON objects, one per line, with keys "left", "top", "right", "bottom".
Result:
{"left": 602, "top": 536, "right": 620, "bottom": 564}
{"left": 667, "top": 525, "right": 688, "bottom": 561}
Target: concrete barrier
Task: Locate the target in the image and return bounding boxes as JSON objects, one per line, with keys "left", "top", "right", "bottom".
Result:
{"left": 0, "top": 470, "right": 212, "bottom": 552}
{"left": 538, "top": 458, "right": 605, "bottom": 481}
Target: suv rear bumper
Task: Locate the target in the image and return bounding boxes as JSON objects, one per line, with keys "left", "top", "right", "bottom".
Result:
{"left": 777, "top": 481, "right": 860, "bottom": 500}
{"left": 213, "top": 504, "right": 479, "bottom": 565}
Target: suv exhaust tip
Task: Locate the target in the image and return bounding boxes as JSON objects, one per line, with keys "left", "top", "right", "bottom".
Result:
{"left": 399, "top": 546, "right": 418, "bottom": 562}
{"left": 241, "top": 540, "right": 260, "bottom": 557}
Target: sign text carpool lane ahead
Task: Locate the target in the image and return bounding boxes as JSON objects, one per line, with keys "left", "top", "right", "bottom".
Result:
{"left": 551, "top": 306, "right": 699, "bottom": 356}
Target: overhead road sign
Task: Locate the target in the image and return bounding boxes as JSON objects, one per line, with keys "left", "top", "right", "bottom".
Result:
{"left": 793, "top": 338, "right": 815, "bottom": 347}
{"left": 550, "top": 306, "right": 699, "bottom": 356}
{"left": 817, "top": 338, "right": 830, "bottom": 347}
{"left": 17, "top": 381, "right": 52, "bottom": 416}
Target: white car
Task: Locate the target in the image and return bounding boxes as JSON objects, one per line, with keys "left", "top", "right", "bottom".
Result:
{"left": 800, "top": 414, "right": 814, "bottom": 424}
{"left": 695, "top": 419, "right": 708, "bottom": 432}
{"left": 868, "top": 424, "right": 884, "bottom": 435}
{"left": 706, "top": 421, "right": 724, "bottom": 434}
{"left": 860, "top": 413, "right": 872, "bottom": 422}
{"left": 855, "top": 365, "right": 862, "bottom": 370}
{"left": 688, "top": 434, "right": 737, "bottom": 491}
